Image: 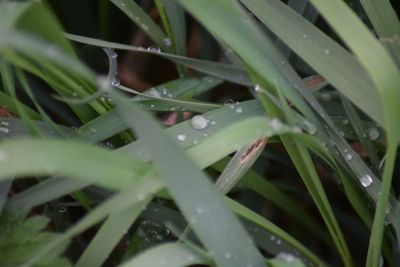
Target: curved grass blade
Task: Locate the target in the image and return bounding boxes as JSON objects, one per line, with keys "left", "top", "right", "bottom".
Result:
{"left": 359, "top": 0, "right": 400, "bottom": 38}
{"left": 109, "top": 89, "right": 266, "bottom": 267}
{"left": 74, "top": 198, "right": 153, "bottom": 267}
{"left": 240, "top": 0, "right": 383, "bottom": 125}
{"left": 0, "top": 63, "right": 43, "bottom": 136}
{"left": 212, "top": 158, "right": 331, "bottom": 245}
{"left": 225, "top": 197, "right": 326, "bottom": 267}
{"left": 111, "top": 0, "right": 172, "bottom": 52}
{"left": 21, "top": 176, "right": 162, "bottom": 267}
{"left": 0, "top": 138, "right": 151, "bottom": 190}
{"left": 174, "top": 1, "right": 352, "bottom": 265}
{"left": 64, "top": 33, "right": 251, "bottom": 86}
{"left": 305, "top": 1, "right": 400, "bottom": 265}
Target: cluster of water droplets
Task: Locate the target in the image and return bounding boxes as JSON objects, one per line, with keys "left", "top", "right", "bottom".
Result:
{"left": 366, "top": 127, "right": 380, "bottom": 141}
{"left": 223, "top": 99, "right": 243, "bottom": 114}
{"left": 147, "top": 46, "right": 161, "bottom": 53}
{"left": 138, "top": 220, "right": 170, "bottom": 245}
{"left": 0, "top": 120, "right": 10, "bottom": 134}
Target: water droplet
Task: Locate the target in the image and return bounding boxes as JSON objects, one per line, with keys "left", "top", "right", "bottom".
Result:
{"left": 235, "top": 107, "right": 243, "bottom": 113}
{"left": 147, "top": 46, "right": 161, "bottom": 52}
{"left": 150, "top": 104, "right": 155, "bottom": 108}
{"left": 146, "top": 88, "right": 161, "bottom": 98}
{"left": 342, "top": 119, "right": 349, "bottom": 125}
{"left": 303, "top": 120, "right": 317, "bottom": 135}
{"left": 210, "top": 120, "right": 216, "bottom": 125}
{"left": 367, "top": 127, "right": 380, "bottom": 140}
{"left": 203, "top": 133, "right": 208, "bottom": 137}
{"left": 224, "top": 252, "right": 232, "bottom": 259}
{"left": 345, "top": 153, "right": 353, "bottom": 160}
{"left": 57, "top": 205, "right": 68, "bottom": 213}
{"left": 359, "top": 174, "right": 373, "bottom": 187}
{"left": 270, "top": 235, "right": 276, "bottom": 241}
{"left": 177, "top": 134, "right": 186, "bottom": 141}
{"left": 277, "top": 252, "right": 295, "bottom": 262}
{"left": 269, "top": 118, "right": 283, "bottom": 130}
{"left": 191, "top": 115, "right": 209, "bottom": 130}
{"left": 162, "top": 38, "right": 172, "bottom": 47}
{"left": 1, "top": 121, "right": 9, "bottom": 126}
{"left": 111, "top": 51, "right": 118, "bottom": 58}
{"left": 111, "top": 77, "right": 120, "bottom": 87}
{"left": 253, "top": 84, "right": 261, "bottom": 92}
{"left": 325, "top": 49, "right": 331, "bottom": 54}
{"left": 195, "top": 206, "right": 205, "bottom": 214}
{"left": 223, "top": 99, "right": 235, "bottom": 107}
{"left": 0, "top": 127, "right": 9, "bottom": 134}
{"left": 303, "top": 33, "right": 307, "bottom": 38}
{"left": 90, "top": 127, "right": 97, "bottom": 133}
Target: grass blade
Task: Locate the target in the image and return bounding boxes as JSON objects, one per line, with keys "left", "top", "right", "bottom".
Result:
{"left": 109, "top": 90, "right": 266, "bottom": 267}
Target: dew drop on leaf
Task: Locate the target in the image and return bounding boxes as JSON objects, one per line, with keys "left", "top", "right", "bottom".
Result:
{"left": 177, "top": 134, "right": 186, "bottom": 141}
{"left": 359, "top": 174, "right": 373, "bottom": 187}
{"left": 367, "top": 127, "right": 380, "bottom": 141}
{"left": 191, "top": 115, "right": 209, "bottom": 130}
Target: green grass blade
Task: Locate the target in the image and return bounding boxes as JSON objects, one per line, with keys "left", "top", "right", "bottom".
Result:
{"left": 6, "top": 177, "right": 89, "bottom": 210}
{"left": 110, "top": 0, "right": 172, "bottom": 52}
{"left": 109, "top": 90, "right": 266, "bottom": 267}
{"left": 240, "top": 0, "right": 383, "bottom": 125}
{"left": 359, "top": 0, "right": 400, "bottom": 38}
{"left": 0, "top": 138, "right": 151, "bottom": 190}
{"left": 21, "top": 176, "right": 163, "bottom": 267}
{"left": 65, "top": 33, "right": 251, "bottom": 85}
{"left": 120, "top": 243, "right": 209, "bottom": 267}
{"left": 341, "top": 96, "right": 380, "bottom": 174}
{"left": 226, "top": 197, "right": 326, "bottom": 267}
{"left": 155, "top": 0, "right": 186, "bottom": 56}
{"left": 75, "top": 198, "right": 153, "bottom": 267}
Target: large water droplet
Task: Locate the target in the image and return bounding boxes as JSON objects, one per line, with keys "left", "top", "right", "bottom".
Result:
{"left": 146, "top": 88, "right": 161, "bottom": 98}
{"left": 367, "top": 127, "right": 380, "bottom": 141}
{"left": 359, "top": 174, "right": 373, "bottom": 187}
{"left": 277, "top": 252, "right": 295, "bottom": 262}
{"left": 1, "top": 121, "right": 9, "bottom": 126}
{"left": 177, "top": 134, "right": 186, "bottom": 141}
{"left": 191, "top": 115, "right": 209, "bottom": 130}
{"left": 345, "top": 153, "right": 353, "bottom": 161}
